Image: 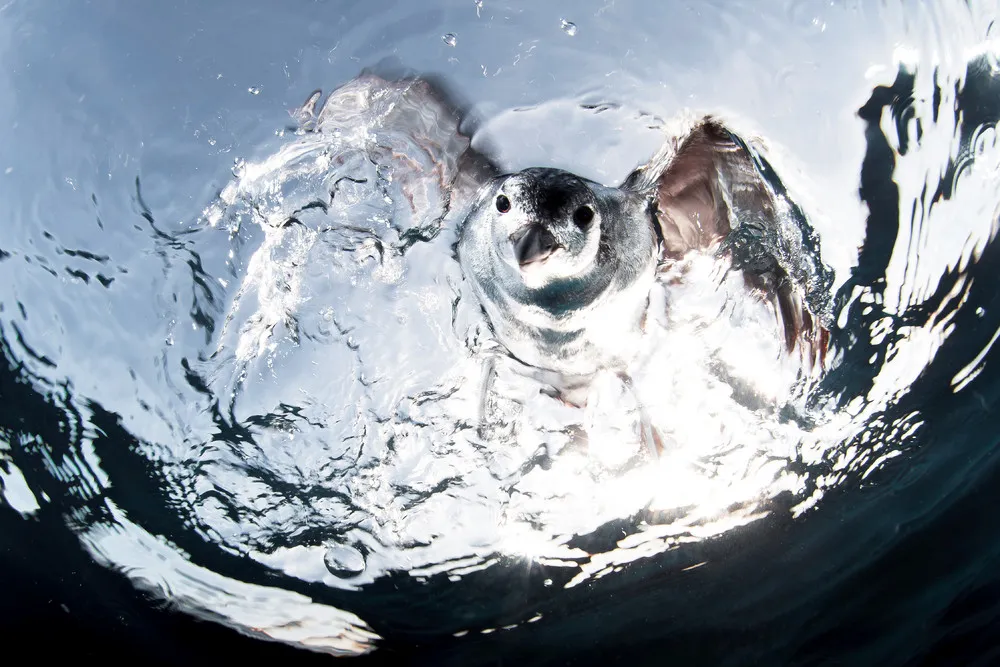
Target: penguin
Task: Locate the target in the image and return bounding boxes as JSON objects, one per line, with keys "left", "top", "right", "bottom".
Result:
{"left": 457, "top": 117, "right": 832, "bottom": 408}
{"left": 297, "top": 74, "right": 833, "bottom": 450}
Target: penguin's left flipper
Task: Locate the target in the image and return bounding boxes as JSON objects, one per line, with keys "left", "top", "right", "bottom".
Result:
{"left": 623, "top": 117, "right": 834, "bottom": 364}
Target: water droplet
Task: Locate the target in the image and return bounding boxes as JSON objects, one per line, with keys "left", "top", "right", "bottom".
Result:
{"left": 442, "top": 33, "right": 457, "bottom": 47}
{"left": 560, "top": 19, "right": 577, "bottom": 36}
{"left": 324, "top": 544, "right": 366, "bottom": 577}
{"left": 248, "top": 86, "right": 261, "bottom": 96}
{"left": 977, "top": 306, "right": 986, "bottom": 317}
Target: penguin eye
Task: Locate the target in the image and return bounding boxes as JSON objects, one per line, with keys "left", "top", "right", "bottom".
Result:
{"left": 572, "top": 205, "right": 594, "bottom": 228}
{"left": 495, "top": 194, "right": 511, "bottom": 213}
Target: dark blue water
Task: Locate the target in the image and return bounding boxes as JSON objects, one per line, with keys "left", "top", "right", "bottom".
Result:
{"left": 3, "top": 1, "right": 1000, "bottom": 665}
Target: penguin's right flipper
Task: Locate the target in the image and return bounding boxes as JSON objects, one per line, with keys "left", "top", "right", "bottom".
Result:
{"left": 295, "top": 73, "right": 500, "bottom": 244}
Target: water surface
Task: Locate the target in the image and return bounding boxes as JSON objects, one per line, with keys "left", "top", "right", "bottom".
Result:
{"left": 2, "top": 1, "right": 1000, "bottom": 664}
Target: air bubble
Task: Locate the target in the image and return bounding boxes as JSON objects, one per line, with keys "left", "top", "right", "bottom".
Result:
{"left": 442, "top": 33, "right": 458, "bottom": 47}
{"left": 248, "top": 86, "right": 261, "bottom": 96}
{"left": 324, "top": 544, "right": 366, "bottom": 577}
{"left": 560, "top": 19, "right": 577, "bottom": 36}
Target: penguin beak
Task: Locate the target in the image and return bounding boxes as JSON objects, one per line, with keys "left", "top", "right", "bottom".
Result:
{"left": 511, "top": 224, "right": 558, "bottom": 268}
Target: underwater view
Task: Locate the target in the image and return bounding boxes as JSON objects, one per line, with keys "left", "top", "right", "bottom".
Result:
{"left": 2, "top": 1, "right": 1000, "bottom": 665}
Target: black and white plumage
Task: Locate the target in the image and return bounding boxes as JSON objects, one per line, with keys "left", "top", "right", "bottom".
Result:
{"left": 457, "top": 116, "right": 831, "bottom": 398}
{"left": 458, "top": 167, "right": 659, "bottom": 379}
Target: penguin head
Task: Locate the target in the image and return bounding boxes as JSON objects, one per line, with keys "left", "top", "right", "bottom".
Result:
{"left": 471, "top": 168, "right": 629, "bottom": 289}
